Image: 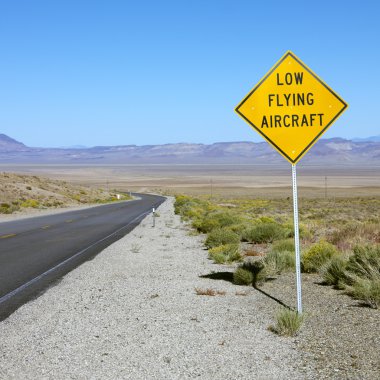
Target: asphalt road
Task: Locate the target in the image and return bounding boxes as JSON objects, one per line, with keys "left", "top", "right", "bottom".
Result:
{"left": 0, "top": 193, "right": 165, "bottom": 320}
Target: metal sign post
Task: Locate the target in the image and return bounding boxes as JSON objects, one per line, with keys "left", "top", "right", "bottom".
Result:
{"left": 292, "top": 164, "right": 302, "bottom": 314}
{"left": 235, "top": 51, "right": 348, "bottom": 314}
{"left": 152, "top": 208, "right": 155, "bottom": 227}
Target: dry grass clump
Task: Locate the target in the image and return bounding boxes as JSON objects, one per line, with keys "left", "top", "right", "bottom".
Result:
{"left": 233, "top": 260, "right": 266, "bottom": 287}
{"left": 195, "top": 288, "right": 226, "bottom": 296}
{"left": 320, "top": 256, "right": 350, "bottom": 289}
{"left": 0, "top": 201, "right": 20, "bottom": 214}
{"left": 302, "top": 240, "right": 339, "bottom": 273}
{"left": 193, "top": 210, "right": 243, "bottom": 233}
{"left": 208, "top": 243, "right": 242, "bottom": 264}
{"left": 328, "top": 221, "right": 380, "bottom": 250}
{"left": 235, "top": 290, "right": 248, "bottom": 296}
{"left": 271, "top": 238, "right": 295, "bottom": 253}
{"left": 204, "top": 227, "right": 240, "bottom": 249}
{"left": 346, "top": 245, "right": 380, "bottom": 308}
{"left": 348, "top": 277, "right": 380, "bottom": 309}
{"left": 270, "top": 308, "right": 305, "bottom": 337}
{"left": 321, "top": 244, "right": 380, "bottom": 308}
{"left": 243, "top": 248, "right": 264, "bottom": 257}
{"left": 233, "top": 267, "right": 254, "bottom": 285}
{"left": 241, "top": 222, "right": 287, "bottom": 244}
{"left": 264, "top": 250, "right": 295, "bottom": 275}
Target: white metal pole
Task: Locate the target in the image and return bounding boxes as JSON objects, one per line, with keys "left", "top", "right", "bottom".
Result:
{"left": 292, "top": 164, "right": 303, "bottom": 314}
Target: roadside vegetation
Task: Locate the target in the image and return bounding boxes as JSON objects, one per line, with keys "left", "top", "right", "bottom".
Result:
{"left": 269, "top": 308, "right": 305, "bottom": 337}
{"left": 174, "top": 194, "right": 380, "bottom": 309}
{"left": 0, "top": 172, "right": 132, "bottom": 214}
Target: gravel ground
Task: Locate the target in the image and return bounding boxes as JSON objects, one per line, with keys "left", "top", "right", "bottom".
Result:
{"left": 0, "top": 198, "right": 310, "bottom": 379}
{"left": 1, "top": 198, "right": 378, "bottom": 379}
{"left": 262, "top": 273, "right": 380, "bottom": 379}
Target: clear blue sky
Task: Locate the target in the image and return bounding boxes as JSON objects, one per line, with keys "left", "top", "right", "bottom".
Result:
{"left": 0, "top": 0, "right": 378, "bottom": 147}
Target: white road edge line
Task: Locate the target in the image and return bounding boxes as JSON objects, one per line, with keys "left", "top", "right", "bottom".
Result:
{"left": 0, "top": 209, "right": 151, "bottom": 305}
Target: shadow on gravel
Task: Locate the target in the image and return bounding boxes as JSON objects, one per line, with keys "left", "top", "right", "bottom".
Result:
{"left": 348, "top": 302, "right": 373, "bottom": 309}
{"left": 200, "top": 272, "right": 234, "bottom": 283}
{"left": 200, "top": 271, "right": 293, "bottom": 310}
{"left": 254, "top": 288, "right": 293, "bottom": 310}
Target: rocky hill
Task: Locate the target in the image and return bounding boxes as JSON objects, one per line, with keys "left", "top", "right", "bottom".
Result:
{"left": 0, "top": 172, "right": 129, "bottom": 215}
{"left": 1, "top": 133, "right": 380, "bottom": 165}
{"left": 0, "top": 134, "right": 27, "bottom": 152}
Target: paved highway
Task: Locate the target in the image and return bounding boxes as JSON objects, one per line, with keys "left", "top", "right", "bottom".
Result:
{"left": 0, "top": 193, "right": 165, "bottom": 320}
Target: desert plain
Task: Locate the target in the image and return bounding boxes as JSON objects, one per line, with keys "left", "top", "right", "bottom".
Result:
{"left": 1, "top": 163, "right": 379, "bottom": 199}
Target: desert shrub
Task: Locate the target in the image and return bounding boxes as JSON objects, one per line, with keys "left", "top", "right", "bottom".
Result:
{"left": 346, "top": 244, "right": 380, "bottom": 279}
{"left": 193, "top": 216, "right": 219, "bottom": 233}
{"left": 209, "top": 252, "right": 227, "bottom": 264}
{"left": 242, "top": 222, "right": 286, "bottom": 244}
{"left": 321, "top": 245, "right": 380, "bottom": 307}
{"left": 174, "top": 195, "right": 192, "bottom": 213}
{"left": 208, "top": 244, "right": 242, "bottom": 264}
{"left": 347, "top": 275, "right": 380, "bottom": 309}
{"left": 194, "top": 211, "right": 243, "bottom": 233}
{"left": 210, "top": 211, "right": 242, "bottom": 228}
{"left": 181, "top": 205, "right": 205, "bottom": 221}
{"left": 344, "top": 245, "right": 380, "bottom": 308}
{"left": 271, "top": 308, "right": 304, "bottom": 336}
{"left": 272, "top": 239, "right": 295, "bottom": 253}
{"left": 264, "top": 250, "right": 295, "bottom": 275}
{"left": 1, "top": 201, "right": 20, "bottom": 214}
{"left": 282, "top": 222, "right": 311, "bottom": 239}
{"left": 0, "top": 203, "right": 18, "bottom": 214}
{"left": 239, "top": 260, "right": 266, "bottom": 287}
{"left": 174, "top": 195, "right": 212, "bottom": 221}
{"left": 320, "top": 256, "right": 351, "bottom": 288}
{"left": 227, "top": 222, "right": 251, "bottom": 236}
{"left": 233, "top": 267, "right": 253, "bottom": 285}
{"left": 20, "top": 199, "right": 40, "bottom": 208}
{"left": 329, "top": 223, "right": 358, "bottom": 245}
{"left": 302, "top": 241, "right": 339, "bottom": 273}
{"left": 357, "top": 223, "right": 380, "bottom": 244}
{"left": 329, "top": 222, "right": 380, "bottom": 248}
{"left": 205, "top": 227, "right": 240, "bottom": 249}
{"left": 258, "top": 216, "right": 276, "bottom": 223}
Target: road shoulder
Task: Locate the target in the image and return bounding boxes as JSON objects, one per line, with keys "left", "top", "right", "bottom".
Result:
{"left": 0, "top": 198, "right": 308, "bottom": 379}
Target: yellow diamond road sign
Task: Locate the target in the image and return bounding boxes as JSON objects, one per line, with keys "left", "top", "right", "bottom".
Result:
{"left": 235, "top": 51, "right": 348, "bottom": 164}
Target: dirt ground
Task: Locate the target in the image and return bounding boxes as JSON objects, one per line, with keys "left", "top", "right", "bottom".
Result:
{"left": 1, "top": 164, "right": 379, "bottom": 199}
{"left": 0, "top": 170, "right": 126, "bottom": 215}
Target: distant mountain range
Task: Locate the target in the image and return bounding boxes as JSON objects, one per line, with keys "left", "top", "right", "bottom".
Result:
{"left": 352, "top": 135, "right": 380, "bottom": 142}
{"left": 1, "top": 133, "right": 380, "bottom": 165}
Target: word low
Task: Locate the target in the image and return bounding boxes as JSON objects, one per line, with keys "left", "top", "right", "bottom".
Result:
{"left": 261, "top": 71, "right": 324, "bottom": 129}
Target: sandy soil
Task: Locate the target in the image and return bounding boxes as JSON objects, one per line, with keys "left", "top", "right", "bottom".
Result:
{"left": 1, "top": 164, "right": 379, "bottom": 199}
{"left": 0, "top": 171, "right": 130, "bottom": 220}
